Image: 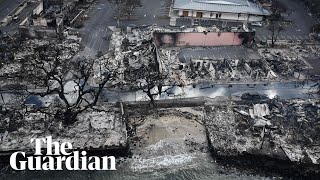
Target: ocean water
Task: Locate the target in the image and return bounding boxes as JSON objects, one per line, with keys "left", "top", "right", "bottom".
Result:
{"left": 1, "top": 115, "right": 272, "bottom": 180}
{"left": 1, "top": 153, "right": 270, "bottom": 180}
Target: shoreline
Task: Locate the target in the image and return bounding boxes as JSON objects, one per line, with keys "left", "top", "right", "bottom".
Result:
{"left": 1, "top": 97, "right": 319, "bottom": 178}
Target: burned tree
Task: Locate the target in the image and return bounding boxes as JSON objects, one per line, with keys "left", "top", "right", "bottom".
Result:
{"left": 268, "top": 0, "right": 287, "bottom": 47}
{"left": 269, "top": 21, "right": 284, "bottom": 47}
{"left": 138, "top": 65, "right": 167, "bottom": 103}
{"left": 125, "top": 63, "right": 169, "bottom": 104}
{"left": 125, "top": 0, "right": 142, "bottom": 16}
{"left": 108, "top": 0, "right": 126, "bottom": 26}
{"left": 108, "top": 0, "right": 142, "bottom": 26}
{"left": 21, "top": 43, "right": 115, "bottom": 124}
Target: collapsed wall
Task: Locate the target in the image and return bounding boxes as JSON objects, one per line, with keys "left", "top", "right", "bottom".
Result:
{"left": 154, "top": 31, "right": 255, "bottom": 47}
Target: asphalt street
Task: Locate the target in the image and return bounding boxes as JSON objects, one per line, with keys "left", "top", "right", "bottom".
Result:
{"left": 0, "top": 0, "right": 38, "bottom": 34}
{"left": 0, "top": 0, "right": 24, "bottom": 20}
{"left": 254, "top": 0, "right": 316, "bottom": 42}
{"left": 101, "top": 82, "right": 319, "bottom": 102}
{"left": 77, "top": 1, "right": 113, "bottom": 58}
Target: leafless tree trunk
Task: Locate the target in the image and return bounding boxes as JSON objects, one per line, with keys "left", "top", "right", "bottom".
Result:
{"left": 125, "top": 64, "right": 170, "bottom": 106}
{"left": 108, "top": 0, "right": 142, "bottom": 25}
{"left": 269, "top": 21, "right": 284, "bottom": 47}
{"left": 22, "top": 44, "right": 115, "bottom": 124}
{"left": 267, "top": 0, "right": 288, "bottom": 47}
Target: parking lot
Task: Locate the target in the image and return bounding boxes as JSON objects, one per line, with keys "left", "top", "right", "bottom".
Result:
{"left": 254, "top": 21, "right": 309, "bottom": 42}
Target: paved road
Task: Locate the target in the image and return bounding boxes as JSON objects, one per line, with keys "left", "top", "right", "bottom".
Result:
{"left": 102, "top": 82, "right": 319, "bottom": 102}
{"left": 254, "top": 0, "right": 316, "bottom": 42}
{"left": 0, "top": 0, "right": 24, "bottom": 20}
{"left": 78, "top": 1, "right": 114, "bottom": 58}
{"left": 4, "top": 81, "right": 316, "bottom": 106}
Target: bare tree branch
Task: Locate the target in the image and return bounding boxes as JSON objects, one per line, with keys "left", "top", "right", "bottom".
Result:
{"left": 21, "top": 43, "right": 115, "bottom": 124}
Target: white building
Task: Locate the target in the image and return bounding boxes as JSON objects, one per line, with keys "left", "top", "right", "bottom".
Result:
{"left": 170, "top": 0, "right": 270, "bottom": 25}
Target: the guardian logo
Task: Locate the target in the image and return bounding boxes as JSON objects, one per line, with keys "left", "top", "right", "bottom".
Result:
{"left": 9, "top": 136, "right": 116, "bottom": 171}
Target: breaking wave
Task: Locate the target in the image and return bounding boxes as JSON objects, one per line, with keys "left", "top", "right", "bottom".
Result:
{"left": 130, "top": 154, "right": 195, "bottom": 172}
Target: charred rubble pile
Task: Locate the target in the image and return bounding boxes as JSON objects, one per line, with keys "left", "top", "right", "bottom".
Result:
{"left": 158, "top": 50, "right": 279, "bottom": 85}
{"left": 126, "top": 107, "right": 208, "bottom": 162}
{"left": 94, "top": 26, "right": 317, "bottom": 87}
{"left": 157, "top": 48, "right": 313, "bottom": 85}
{"left": 183, "top": 58, "right": 278, "bottom": 83}
{"left": 121, "top": 28, "right": 158, "bottom": 83}
{"left": 18, "top": 0, "right": 92, "bottom": 38}
{"left": 0, "top": 38, "right": 80, "bottom": 88}
{"left": 205, "top": 97, "right": 320, "bottom": 176}
{"left": 156, "top": 48, "right": 187, "bottom": 85}
{"left": 293, "top": 45, "right": 320, "bottom": 78}
{"left": 0, "top": 34, "right": 21, "bottom": 62}
{"left": 0, "top": 104, "right": 127, "bottom": 154}
{"left": 94, "top": 26, "right": 170, "bottom": 89}
{"left": 259, "top": 47, "right": 313, "bottom": 81}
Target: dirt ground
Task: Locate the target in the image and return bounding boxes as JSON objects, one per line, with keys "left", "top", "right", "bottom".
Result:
{"left": 128, "top": 108, "right": 208, "bottom": 158}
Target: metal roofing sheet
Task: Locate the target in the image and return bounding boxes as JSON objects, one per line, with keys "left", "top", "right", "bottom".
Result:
{"left": 173, "top": 0, "right": 270, "bottom": 15}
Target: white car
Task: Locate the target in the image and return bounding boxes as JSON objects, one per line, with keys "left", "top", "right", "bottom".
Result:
{"left": 250, "top": 22, "right": 263, "bottom": 27}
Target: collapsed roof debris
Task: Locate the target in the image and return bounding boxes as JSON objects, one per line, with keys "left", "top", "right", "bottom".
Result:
{"left": 205, "top": 97, "right": 320, "bottom": 165}
{"left": 0, "top": 0, "right": 93, "bottom": 39}
{"left": 157, "top": 47, "right": 313, "bottom": 85}
{"left": 0, "top": 104, "right": 126, "bottom": 152}
{"left": 0, "top": 37, "right": 81, "bottom": 88}
{"left": 93, "top": 25, "right": 319, "bottom": 88}
{"left": 93, "top": 26, "right": 158, "bottom": 86}
{"left": 259, "top": 47, "right": 313, "bottom": 81}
